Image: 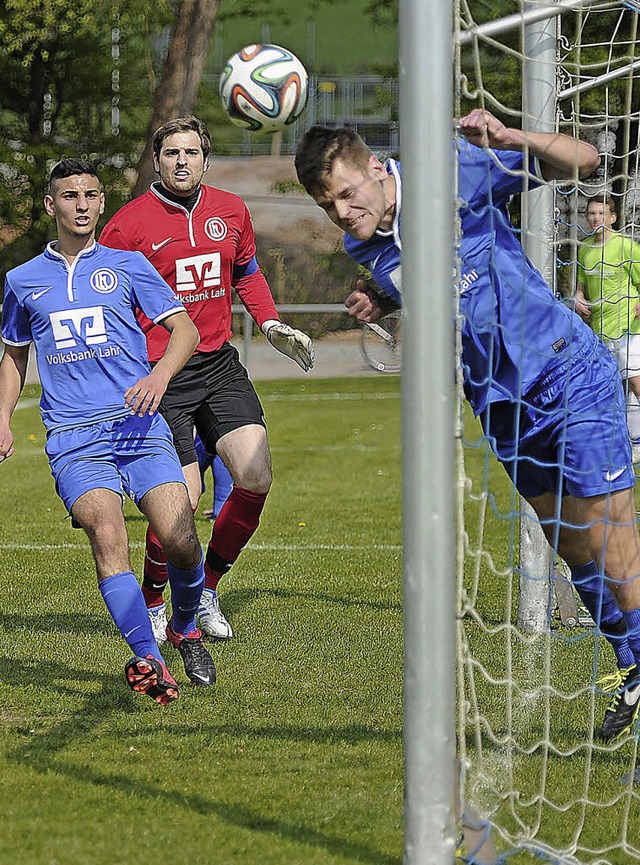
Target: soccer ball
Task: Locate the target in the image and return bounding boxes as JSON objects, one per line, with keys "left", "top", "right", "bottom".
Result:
{"left": 219, "top": 44, "right": 309, "bottom": 134}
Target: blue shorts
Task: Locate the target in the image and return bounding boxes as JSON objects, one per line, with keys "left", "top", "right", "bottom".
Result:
{"left": 45, "top": 412, "right": 186, "bottom": 513}
{"left": 481, "top": 337, "right": 635, "bottom": 499}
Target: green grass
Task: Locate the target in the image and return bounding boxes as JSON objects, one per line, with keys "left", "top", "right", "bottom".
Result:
{"left": 0, "top": 377, "right": 402, "bottom": 865}
{"left": 6, "top": 375, "right": 640, "bottom": 864}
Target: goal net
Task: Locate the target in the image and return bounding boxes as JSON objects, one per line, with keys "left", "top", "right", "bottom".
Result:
{"left": 455, "top": 2, "right": 640, "bottom": 862}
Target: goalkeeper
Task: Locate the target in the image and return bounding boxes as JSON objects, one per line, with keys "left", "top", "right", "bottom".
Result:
{"left": 296, "top": 111, "right": 640, "bottom": 743}
{"left": 101, "top": 115, "right": 314, "bottom": 645}
{"left": 575, "top": 192, "right": 640, "bottom": 462}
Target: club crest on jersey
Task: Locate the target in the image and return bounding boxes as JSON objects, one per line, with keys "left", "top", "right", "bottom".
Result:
{"left": 204, "top": 218, "right": 228, "bottom": 241}
{"left": 90, "top": 268, "right": 118, "bottom": 294}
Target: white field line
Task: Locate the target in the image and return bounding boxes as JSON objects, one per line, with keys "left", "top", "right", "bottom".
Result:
{"left": 262, "top": 392, "right": 399, "bottom": 401}
{"left": 270, "top": 443, "right": 400, "bottom": 452}
{"left": 0, "top": 541, "right": 402, "bottom": 552}
{"left": 15, "top": 398, "right": 40, "bottom": 411}
{"left": 15, "top": 394, "right": 398, "bottom": 408}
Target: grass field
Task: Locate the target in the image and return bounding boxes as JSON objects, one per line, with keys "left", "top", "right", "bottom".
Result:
{"left": 0, "top": 376, "right": 402, "bottom": 865}
{"left": 6, "top": 371, "right": 640, "bottom": 864}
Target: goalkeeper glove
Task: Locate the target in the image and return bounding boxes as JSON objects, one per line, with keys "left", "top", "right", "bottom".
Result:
{"left": 262, "top": 320, "right": 315, "bottom": 372}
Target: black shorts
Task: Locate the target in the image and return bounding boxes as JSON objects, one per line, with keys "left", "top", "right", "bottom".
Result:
{"left": 157, "top": 342, "right": 266, "bottom": 467}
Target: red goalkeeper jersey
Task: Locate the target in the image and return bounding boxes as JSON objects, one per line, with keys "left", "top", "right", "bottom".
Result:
{"left": 100, "top": 183, "right": 279, "bottom": 362}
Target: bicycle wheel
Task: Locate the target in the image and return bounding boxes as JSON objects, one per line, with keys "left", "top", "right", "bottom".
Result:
{"left": 360, "top": 311, "right": 402, "bottom": 373}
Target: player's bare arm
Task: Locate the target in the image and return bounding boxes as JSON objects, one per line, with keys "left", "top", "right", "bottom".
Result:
{"left": 459, "top": 108, "right": 600, "bottom": 181}
{"left": 124, "top": 311, "right": 198, "bottom": 417}
{"left": 0, "top": 343, "right": 29, "bottom": 461}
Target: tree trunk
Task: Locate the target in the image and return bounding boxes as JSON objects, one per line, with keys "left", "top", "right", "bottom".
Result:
{"left": 132, "top": 0, "right": 220, "bottom": 198}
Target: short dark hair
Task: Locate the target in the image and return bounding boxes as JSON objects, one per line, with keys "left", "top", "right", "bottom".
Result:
{"left": 152, "top": 115, "right": 212, "bottom": 161}
{"left": 49, "top": 158, "right": 100, "bottom": 191}
{"left": 294, "top": 125, "right": 372, "bottom": 196}
{"left": 586, "top": 192, "right": 616, "bottom": 214}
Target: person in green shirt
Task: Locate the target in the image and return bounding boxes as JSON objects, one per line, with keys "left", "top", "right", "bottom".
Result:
{"left": 576, "top": 193, "right": 640, "bottom": 460}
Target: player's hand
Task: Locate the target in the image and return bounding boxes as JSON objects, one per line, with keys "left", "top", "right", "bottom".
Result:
{"left": 124, "top": 371, "right": 168, "bottom": 417}
{"left": 574, "top": 298, "right": 592, "bottom": 320}
{"left": 634, "top": 302, "right": 640, "bottom": 319}
{"left": 459, "top": 109, "right": 511, "bottom": 150}
{"left": 263, "top": 321, "right": 315, "bottom": 372}
{"left": 0, "top": 423, "right": 14, "bottom": 463}
{"left": 345, "top": 278, "right": 383, "bottom": 324}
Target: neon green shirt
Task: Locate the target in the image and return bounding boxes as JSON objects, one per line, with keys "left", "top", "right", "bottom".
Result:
{"left": 577, "top": 232, "right": 640, "bottom": 339}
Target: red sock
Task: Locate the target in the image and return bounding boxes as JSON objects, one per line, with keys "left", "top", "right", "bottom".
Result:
{"left": 142, "top": 525, "right": 168, "bottom": 608}
{"left": 204, "top": 485, "right": 268, "bottom": 591}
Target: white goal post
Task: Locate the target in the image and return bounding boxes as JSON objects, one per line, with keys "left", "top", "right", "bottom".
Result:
{"left": 404, "top": 0, "right": 640, "bottom": 863}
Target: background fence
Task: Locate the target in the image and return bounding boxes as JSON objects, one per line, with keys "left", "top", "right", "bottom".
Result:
{"left": 203, "top": 73, "right": 399, "bottom": 156}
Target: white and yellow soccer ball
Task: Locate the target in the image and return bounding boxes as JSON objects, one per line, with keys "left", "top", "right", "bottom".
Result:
{"left": 219, "top": 44, "right": 309, "bottom": 134}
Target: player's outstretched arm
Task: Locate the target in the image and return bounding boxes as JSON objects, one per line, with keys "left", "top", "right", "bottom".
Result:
{"left": 261, "top": 320, "right": 315, "bottom": 372}
{"left": 459, "top": 108, "right": 600, "bottom": 181}
{"left": 124, "top": 311, "right": 199, "bottom": 417}
{"left": 0, "top": 343, "right": 29, "bottom": 462}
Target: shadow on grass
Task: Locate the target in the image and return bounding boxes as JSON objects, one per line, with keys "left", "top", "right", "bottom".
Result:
{"left": 0, "top": 653, "right": 399, "bottom": 865}
{"left": 222, "top": 585, "right": 402, "bottom": 616}
{"left": 0, "top": 654, "right": 132, "bottom": 724}
{"left": 0, "top": 610, "right": 113, "bottom": 636}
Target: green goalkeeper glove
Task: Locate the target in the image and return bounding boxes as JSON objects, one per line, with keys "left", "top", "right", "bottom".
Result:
{"left": 262, "top": 320, "right": 315, "bottom": 372}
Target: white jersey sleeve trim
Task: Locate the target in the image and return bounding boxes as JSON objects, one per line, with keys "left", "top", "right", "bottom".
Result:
{"left": 1, "top": 337, "right": 33, "bottom": 347}
{"left": 152, "top": 306, "right": 186, "bottom": 325}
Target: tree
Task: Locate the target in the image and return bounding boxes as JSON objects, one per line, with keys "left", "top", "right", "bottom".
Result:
{"left": 132, "top": 0, "right": 221, "bottom": 197}
{"left": 0, "top": 0, "right": 166, "bottom": 277}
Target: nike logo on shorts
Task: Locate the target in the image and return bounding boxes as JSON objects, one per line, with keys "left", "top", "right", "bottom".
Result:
{"left": 151, "top": 237, "right": 172, "bottom": 251}
{"left": 604, "top": 467, "right": 626, "bottom": 482}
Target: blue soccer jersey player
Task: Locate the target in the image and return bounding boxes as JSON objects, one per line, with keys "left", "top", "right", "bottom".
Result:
{"left": 0, "top": 158, "right": 216, "bottom": 704}
{"left": 194, "top": 433, "right": 233, "bottom": 520}
{"left": 295, "top": 109, "right": 640, "bottom": 742}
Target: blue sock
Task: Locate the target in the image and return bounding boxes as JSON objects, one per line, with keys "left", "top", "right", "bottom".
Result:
{"left": 570, "top": 561, "right": 634, "bottom": 669}
{"left": 168, "top": 552, "right": 205, "bottom": 635}
{"left": 99, "top": 571, "right": 160, "bottom": 658}
{"left": 622, "top": 608, "right": 640, "bottom": 671}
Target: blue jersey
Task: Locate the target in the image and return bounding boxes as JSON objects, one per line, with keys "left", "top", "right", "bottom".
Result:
{"left": 456, "top": 137, "right": 589, "bottom": 413}
{"left": 344, "top": 159, "right": 402, "bottom": 307}
{"left": 2, "top": 242, "right": 185, "bottom": 432}
{"left": 346, "top": 147, "right": 596, "bottom": 414}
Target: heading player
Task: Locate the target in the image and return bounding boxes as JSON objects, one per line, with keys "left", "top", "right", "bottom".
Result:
{"left": 0, "top": 158, "right": 216, "bottom": 704}
{"left": 295, "top": 112, "right": 640, "bottom": 743}
{"left": 101, "top": 116, "right": 314, "bottom": 644}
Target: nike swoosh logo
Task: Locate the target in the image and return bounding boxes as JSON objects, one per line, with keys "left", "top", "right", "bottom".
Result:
{"left": 151, "top": 237, "right": 172, "bottom": 251}
{"left": 124, "top": 626, "right": 141, "bottom": 640}
{"left": 151, "top": 583, "right": 167, "bottom": 591}
{"left": 31, "top": 287, "right": 53, "bottom": 301}
{"left": 605, "top": 467, "right": 626, "bottom": 482}
{"left": 624, "top": 683, "right": 640, "bottom": 705}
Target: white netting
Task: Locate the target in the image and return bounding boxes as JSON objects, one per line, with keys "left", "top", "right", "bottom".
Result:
{"left": 455, "top": 3, "right": 640, "bottom": 863}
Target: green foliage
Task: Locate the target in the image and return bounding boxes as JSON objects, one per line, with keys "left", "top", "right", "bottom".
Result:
{"left": 253, "top": 237, "right": 357, "bottom": 338}
{"left": 0, "top": 0, "right": 398, "bottom": 278}
{"left": 271, "top": 178, "right": 305, "bottom": 195}
{"left": 0, "top": 0, "right": 170, "bottom": 281}
{"left": 212, "top": 0, "right": 396, "bottom": 77}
